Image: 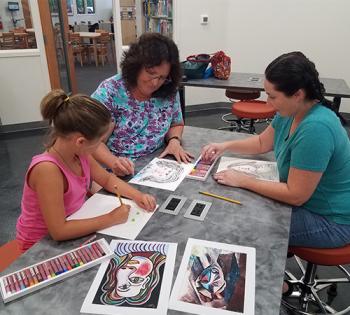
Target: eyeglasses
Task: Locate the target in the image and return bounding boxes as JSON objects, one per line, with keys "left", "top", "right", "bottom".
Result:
{"left": 145, "top": 69, "right": 171, "bottom": 85}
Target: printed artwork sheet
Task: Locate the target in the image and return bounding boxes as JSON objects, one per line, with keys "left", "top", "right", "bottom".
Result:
{"left": 129, "top": 158, "right": 194, "bottom": 191}
{"left": 217, "top": 157, "right": 279, "bottom": 182}
{"left": 81, "top": 240, "right": 177, "bottom": 315}
{"left": 169, "top": 238, "right": 256, "bottom": 315}
{"left": 68, "top": 193, "right": 157, "bottom": 240}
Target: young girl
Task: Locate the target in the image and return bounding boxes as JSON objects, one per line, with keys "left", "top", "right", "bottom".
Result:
{"left": 16, "top": 90, "right": 157, "bottom": 252}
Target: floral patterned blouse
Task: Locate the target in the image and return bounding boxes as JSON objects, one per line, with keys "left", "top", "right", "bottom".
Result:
{"left": 91, "top": 74, "right": 183, "bottom": 159}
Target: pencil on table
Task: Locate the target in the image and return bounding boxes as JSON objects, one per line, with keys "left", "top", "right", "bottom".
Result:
{"left": 199, "top": 191, "right": 242, "bottom": 205}
{"left": 114, "top": 185, "right": 124, "bottom": 205}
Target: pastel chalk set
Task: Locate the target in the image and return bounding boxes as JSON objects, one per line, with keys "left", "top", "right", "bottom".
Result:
{"left": 0, "top": 238, "right": 113, "bottom": 303}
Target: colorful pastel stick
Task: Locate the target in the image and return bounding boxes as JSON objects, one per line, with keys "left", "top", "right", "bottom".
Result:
{"left": 30, "top": 268, "right": 39, "bottom": 284}
{"left": 16, "top": 273, "right": 25, "bottom": 290}
{"left": 24, "top": 269, "right": 34, "bottom": 286}
{"left": 61, "top": 255, "right": 72, "bottom": 270}
{"left": 76, "top": 249, "right": 87, "bottom": 264}
{"left": 90, "top": 244, "right": 101, "bottom": 258}
{"left": 65, "top": 252, "right": 75, "bottom": 268}
{"left": 57, "top": 257, "right": 67, "bottom": 272}
{"left": 69, "top": 252, "right": 79, "bottom": 267}
{"left": 92, "top": 243, "right": 103, "bottom": 257}
{"left": 20, "top": 271, "right": 30, "bottom": 287}
{"left": 49, "top": 259, "right": 59, "bottom": 276}
{"left": 11, "top": 275, "right": 20, "bottom": 292}
{"left": 7, "top": 275, "right": 15, "bottom": 293}
{"left": 84, "top": 246, "right": 95, "bottom": 261}
{"left": 75, "top": 249, "right": 87, "bottom": 264}
{"left": 37, "top": 264, "right": 47, "bottom": 280}
{"left": 34, "top": 266, "right": 43, "bottom": 282}
{"left": 95, "top": 242, "right": 106, "bottom": 256}
{"left": 3, "top": 277, "right": 11, "bottom": 294}
{"left": 46, "top": 261, "right": 55, "bottom": 278}
{"left": 54, "top": 258, "right": 64, "bottom": 274}
{"left": 73, "top": 251, "right": 84, "bottom": 266}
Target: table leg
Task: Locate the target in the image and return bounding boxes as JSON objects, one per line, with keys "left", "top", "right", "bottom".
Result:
{"left": 333, "top": 96, "right": 347, "bottom": 125}
{"left": 93, "top": 38, "right": 98, "bottom": 67}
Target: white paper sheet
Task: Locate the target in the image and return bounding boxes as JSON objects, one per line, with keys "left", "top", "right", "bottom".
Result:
{"left": 217, "top": 156, "right": 279, "bottom": 182}
{"left": 169, "top": 238, "right": 256, "bottom": 315}
{"left": 81, "top": 240, "right": 177, "bottom": 315}
{"left": 129, "top": 158, "right": 194, "bottom": 191}
{"left": 67, "top": 194, "right": 157, "bottom": 240}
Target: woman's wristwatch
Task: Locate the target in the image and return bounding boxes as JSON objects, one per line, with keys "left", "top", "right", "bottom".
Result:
{"left": 166, "top": 136, "right": 182, "bottom": 144}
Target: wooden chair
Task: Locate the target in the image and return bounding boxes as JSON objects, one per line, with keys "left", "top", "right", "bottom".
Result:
{"left": 27, "top": 32, "right": 37, "bottom": 48}
{"left": 0, "top": 240, "right": 22, "bottom": 272}
{"left": 68, "top": 32, "right": 86, "bottom": 67}
{"left": 88, "top": 32, "right": 110, "bottom": 66}
{"left": 0, "top": 32, "right": 16, "bottom": 49}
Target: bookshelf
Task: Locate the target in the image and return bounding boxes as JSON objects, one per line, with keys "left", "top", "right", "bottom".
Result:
{"left": 143, "top": 0, "right": 173, "bottom": 38}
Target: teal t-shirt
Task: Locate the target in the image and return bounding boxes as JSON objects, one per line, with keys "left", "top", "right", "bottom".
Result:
{"left": 272, "top": 104, "right": 350, "bottom": 224}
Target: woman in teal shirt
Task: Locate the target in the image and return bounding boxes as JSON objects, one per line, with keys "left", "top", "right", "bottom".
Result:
{"left": 202, "top": 51, "right": 350, "bottom": 248}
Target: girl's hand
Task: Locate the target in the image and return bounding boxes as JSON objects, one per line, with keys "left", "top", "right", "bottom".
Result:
{"left": 213, "top": 169, "right": 254, "bottom": 187}
{"left": 135, "top": 193, "right": 157, "bottom": 212}
{"left": 109, "top": 204, "right": 131, "bottom": 224}
{"left": 111, "top": 157, "right": 135, "bottom": 176}
{"left": 201, "top": 143, "right": 226, "bottom": 162}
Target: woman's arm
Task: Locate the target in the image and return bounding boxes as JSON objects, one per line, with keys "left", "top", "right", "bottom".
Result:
{"left": 214, "top": 166, "right": 323, "bottom": 206}
{"left": 89, "top": 156, "right": 156, "bottom": 211}
{"left": 202, "top": 125, "right": 275, "bottom": 161}
{"left": 159, "top": 123, "right": 194, "bottom": 162}
{"left": 31, "top": 162, "right": 130, "bottom": 241}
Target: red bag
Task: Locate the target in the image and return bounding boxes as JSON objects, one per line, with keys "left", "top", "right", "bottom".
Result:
{"left": 211, "top": 51, "right": 231, "bottom": 80}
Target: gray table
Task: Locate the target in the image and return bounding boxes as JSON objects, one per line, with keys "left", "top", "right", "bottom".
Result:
{"left": 0, "top": 126, "right": 292, "bottom": 315}
{"left": 180, "top": 72, "right": 350, "bottom": 119}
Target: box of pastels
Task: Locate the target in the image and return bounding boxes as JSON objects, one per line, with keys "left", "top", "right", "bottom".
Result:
{"left": 0, "top": 238, "right": 113, "bottom": 303}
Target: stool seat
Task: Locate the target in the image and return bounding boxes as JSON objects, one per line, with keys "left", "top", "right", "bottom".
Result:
{"left": 0, "top": 239, "right": 22, "bottom": 272}
{"left": 232, "top": 100, "right": 276, "bottom": 120}
{"left": 289, "top": 244, "right": 350, "bottom": 266}
{"left": 225, "top": 89, "right": 261, "bottom": 100}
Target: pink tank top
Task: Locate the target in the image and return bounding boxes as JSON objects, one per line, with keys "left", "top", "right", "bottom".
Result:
{"left": 16, "top": 152, "right": 91, "bottom": 251}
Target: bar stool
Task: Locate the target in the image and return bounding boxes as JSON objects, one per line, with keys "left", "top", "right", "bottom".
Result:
{"left": 219, "top": 88, "right": 276, "bottom": 133}
{"left": 0, "top": 239, "right": 22, "bottom": 272}
{"left": 282, "top": 244, "right": 350, "bottom": 314}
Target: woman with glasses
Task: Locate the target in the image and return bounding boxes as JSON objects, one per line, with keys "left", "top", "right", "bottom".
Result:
{"left": 91, "top": 33, "right": 193, "bottom": 176}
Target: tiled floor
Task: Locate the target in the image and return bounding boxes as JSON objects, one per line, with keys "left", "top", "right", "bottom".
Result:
{"left": 1, "top": 105, "right": 350, "bottom": 314}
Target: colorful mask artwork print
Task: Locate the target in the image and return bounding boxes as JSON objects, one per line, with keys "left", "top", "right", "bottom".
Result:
{"left": 93, "top": 242, "right": 168, "bottom": 308}
{"left": 169, "top": 238, "right": 255, "bottom": 315}
{"left": 81, "top": 241, "right": 177, "bottom": 315}
{"left": 180, "top": 245, "right": 246, "bottom": 312}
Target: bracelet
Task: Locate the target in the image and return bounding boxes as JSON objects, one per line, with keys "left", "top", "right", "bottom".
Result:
{"left": 167, "top": 136, "right": 182, "bottom": 144}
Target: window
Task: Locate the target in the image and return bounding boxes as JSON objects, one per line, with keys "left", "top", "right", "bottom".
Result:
{"left": 76, "top": 0, "right": 95, "bottom": 15}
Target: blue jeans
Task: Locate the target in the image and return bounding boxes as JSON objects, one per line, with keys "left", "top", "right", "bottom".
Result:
{"left": 289, "top": 207, "right": 350, "bottom": 248}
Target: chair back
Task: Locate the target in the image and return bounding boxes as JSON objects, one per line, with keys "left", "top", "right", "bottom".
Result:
{"left": 1, "top": 32, "right": 15, "bottom": 49}
{"left": 97, "top": 32, "right": 110, "bottom": 45}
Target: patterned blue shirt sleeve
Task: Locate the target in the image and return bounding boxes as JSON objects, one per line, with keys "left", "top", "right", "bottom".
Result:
{"left": 91, "top": 78, "right": 118, "bottom": 123}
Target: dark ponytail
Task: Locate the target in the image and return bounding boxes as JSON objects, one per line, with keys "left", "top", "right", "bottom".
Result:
{"left": 265, "top": 52, "right": 340, "bottom": 119}
{"left": 40, "top": 89, "right": 111, "bottom": 147}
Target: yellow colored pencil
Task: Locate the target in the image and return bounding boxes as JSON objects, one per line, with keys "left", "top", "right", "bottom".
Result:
{"left": 114, "top": 185, "right": 124, "bottom": 205}
{"left": 199, "top": 191, "right": 242, "bottom": 205}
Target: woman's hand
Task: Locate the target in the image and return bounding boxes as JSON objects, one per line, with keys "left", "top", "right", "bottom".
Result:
{"left": 109, "top": 204, "right": 131, "bottom": 224}
{"left": 111, "top": 157, "right": 135, "bottom": 176}
{"left": 201, "top": 142, "right": 227, "bottom": 162}
{"left": 135, "top": 193, "right": 157, "bottom": 212}
{"left": 213, "top": 169, "right": 254, "bottom": 187}
{"left": 159, "top": 139, "right": 194, "bottom": 163}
